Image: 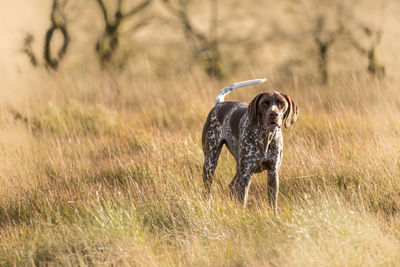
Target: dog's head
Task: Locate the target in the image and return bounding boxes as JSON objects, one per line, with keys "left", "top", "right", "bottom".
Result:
{"left": 248, "top": 92, "right": 299, "bottom": 129}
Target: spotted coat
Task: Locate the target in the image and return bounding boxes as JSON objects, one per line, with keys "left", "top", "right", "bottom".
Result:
{"left": 202, "top": 100, "right": 286, "bottom": 213}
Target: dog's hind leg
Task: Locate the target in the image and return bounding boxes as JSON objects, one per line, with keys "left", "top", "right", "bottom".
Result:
{"left": 203, "top": 142, "right": 223, "bottom": 193}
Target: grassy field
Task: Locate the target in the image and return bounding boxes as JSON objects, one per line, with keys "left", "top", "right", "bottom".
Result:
{"left": 1, "top": 0, "right": 400, "bottom": 266}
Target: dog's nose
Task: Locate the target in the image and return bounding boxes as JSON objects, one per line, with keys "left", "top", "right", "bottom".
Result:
{"left": 270, "top": 111, "right": 278, "bottom": 118}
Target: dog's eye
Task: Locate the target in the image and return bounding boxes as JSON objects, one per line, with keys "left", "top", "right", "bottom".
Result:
{"left": 277, "top": 100, "right": 285, "bottom": 108}
{"left": 263, "top": 101, "right": 270, "bottom": 107}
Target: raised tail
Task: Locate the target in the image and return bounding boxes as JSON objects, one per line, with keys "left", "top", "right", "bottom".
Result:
{"left": 215, "top": 78, "right": 267, "bottom": 104}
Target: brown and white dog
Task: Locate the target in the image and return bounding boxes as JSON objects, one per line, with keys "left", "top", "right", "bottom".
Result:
{"left": 201, "top": 79, "right": 299, "bottom": 213}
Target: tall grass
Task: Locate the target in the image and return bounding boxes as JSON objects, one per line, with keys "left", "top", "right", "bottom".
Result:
{"left": 0, "top": 69, "right": 400, "bottom": 266}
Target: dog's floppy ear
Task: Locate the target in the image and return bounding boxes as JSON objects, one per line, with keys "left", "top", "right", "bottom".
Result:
{"left": 248, "top": 93, "right": 263, "bottom": 125}
{"left": 282, "top": 94, "right": 299, "bottom": 128}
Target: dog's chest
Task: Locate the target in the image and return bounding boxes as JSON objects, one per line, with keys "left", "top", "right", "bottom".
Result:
{"left": 253, "top": 147, "right": 277, "bottom": 170}
{"left": 254, "top": 134, "right": 283, "bottom": 172}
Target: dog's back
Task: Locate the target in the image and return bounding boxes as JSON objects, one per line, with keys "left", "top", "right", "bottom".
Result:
{"left": 202, "top": 78, "right": 267, "bottom": 157}
{"left": 202, "top": 101, "right": 247, "bottom": 161}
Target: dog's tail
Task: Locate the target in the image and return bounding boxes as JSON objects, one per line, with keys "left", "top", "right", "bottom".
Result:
{"left": 215, "top": 78, "right": 267, "bottom": 105}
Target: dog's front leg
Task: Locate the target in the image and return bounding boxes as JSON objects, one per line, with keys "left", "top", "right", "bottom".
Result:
{"left": 267, "top": 170, "right": 279, "bottom": 214}
{"left": 235, "top": 172, "right": 253, "bottom": 207}
{"left": 230, "top": 156, "right": 259, "bottom": 207}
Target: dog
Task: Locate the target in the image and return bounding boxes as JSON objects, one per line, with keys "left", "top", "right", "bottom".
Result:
{"left": 201, "top": 79, "right": 298, "bottom": 213}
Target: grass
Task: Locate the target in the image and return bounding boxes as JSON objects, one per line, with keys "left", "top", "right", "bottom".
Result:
{"left": 1, "top": 0, "right": 400, "bottom": 265}
{"left": 0, "top": 69, "right": 400, "bottom": 266}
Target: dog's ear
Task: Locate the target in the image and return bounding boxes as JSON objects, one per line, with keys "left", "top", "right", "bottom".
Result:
{"left": 248, "top": 93, "right": 263, "bottom": 125}
{"left": 282, "top": 94, "right": 299, "bottom": 128}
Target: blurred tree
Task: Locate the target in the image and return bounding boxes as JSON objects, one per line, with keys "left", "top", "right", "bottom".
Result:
{"left": 266, "top": 0, "right": 346, "bottom": 84}
{"left": 21, "top": 33, "right": 38, "bottom": 67}
{"left": 348, "top": 23, "right": 385, "bottom": 77}
{"left": 44, "top": 0, "right": 70, "bottom": 70}
{"left": 295, "top": 0, "right": 387, "bottom": 82}
{"left": 313, "top": 15, "right": 343, "bottom": 84}
{"left": 95, "top": 0, "right": 153, "bottom": 67}
{"left": 21, "top": 0, "right": 70, "bottom": 70}
{"left": 162, "top": 0, "right": 223, "bottom": 79}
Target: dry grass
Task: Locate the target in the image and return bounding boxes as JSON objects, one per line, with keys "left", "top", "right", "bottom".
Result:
{"left": 1, "top": 0, "right": 400, "bottom": 266}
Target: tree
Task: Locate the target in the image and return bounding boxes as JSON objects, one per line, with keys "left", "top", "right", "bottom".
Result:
{"left": 21, "top": 33, "right": 38, "bottom": 67}
{"left": 347, "top": 23, "right": 385, "bottom": 76}
{"left": 44, "top": 0, "right": 70, "bottom": 70}
{"left": 22, "top": 0, "right": 70, "bottom": 70}
{"left": 95, "top": 0, "right": 153, "bottom": 67}
{"left": 162, "top": 0, "right": 223, "bottom": 79}
{"left": 313, "top": 15, "right": 343, "bottom": 84}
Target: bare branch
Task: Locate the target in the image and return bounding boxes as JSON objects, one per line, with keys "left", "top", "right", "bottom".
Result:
{"left": 21, "top": 33, "right": 38, "bottom": 67}
{"left": 348, "top": 34, "right": 367, "bottom": 54}
{"left": 162, "top": 0, "right": 222, "bottom": 78}
{"left": 117, "top": 0, "right": 123, "bottom": 11}
{"left": 162, "top": 0, "right": 180, "bottom": 16}
{"left": 121, "top": 16, "right": 155, "bottom": 35}
{"left": 162, "top": 0, "right": 206, "bottom": 42}
{"left": 313, "top": 16, "right": 324, "bottom": 45}
{"left": 44, "top": 25, "right": 70, "bottom": 70}
{"left": 44, "top": 0, "right": 70, "bottom": 70}
{"left": 347, "top": 22, "right": 385, "bottom": 76}
{"left": 95, "top": 0, "right": 153, "bottom": 67}
{"left": 50, "top": 0, "right": 57, "bottom": 23}
{"left": 123, "top": 0, "right": 152, "bottom": 18}
{"left": 96, "top": 0, "right": 109, "bottom": 24}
